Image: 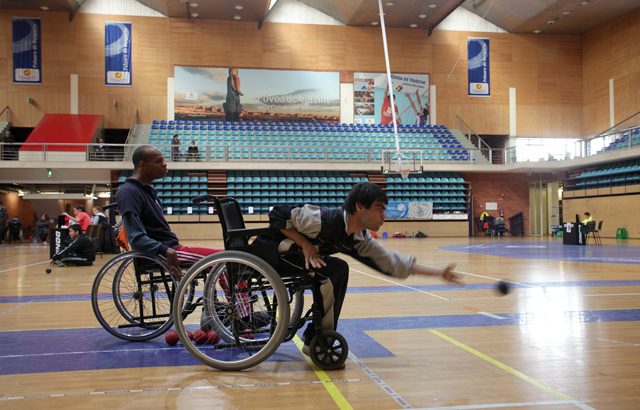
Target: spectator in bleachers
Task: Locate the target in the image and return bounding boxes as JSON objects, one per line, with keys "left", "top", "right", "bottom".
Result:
{"left": 63, "top": 204, "right": 91, "bottom": 233}
{"left": 49, "top": 224, "right": 95, "bottom": 267}
{"left": 91, "top": 206, "right": 107, "bottom": 224}
{"left": 94, "top": 137, "right": 106, "bottom": 160}
{"left": 36, "top": 213, "right": 52, "bottom": 245}
{"left": 2, "top": 130, "right": 16, "bottom": 160}
{"left": 187, "top": 140, "right": 200, "bottom": 161}
{"left": 171, "top": 134, "right": 181, "bottom": 161}
{"left": 224, "top": 67, "right": 242, "bottom": 122}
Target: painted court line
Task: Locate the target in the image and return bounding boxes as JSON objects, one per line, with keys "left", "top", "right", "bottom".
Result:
{"left": 348, "top": 350, "right": 411, "bottom": 409}
{"left": 292, "top": 335, "right": 354, "bottom": 410}
{"left": 414, "top": 400, "right": 591, "bottom": 409}
{"left": 0, "top": 376, "right": 370, "bottom": 402}
{"left": 453, "top": 270, "right": 537, "bottom": 289}
{"left": 0, "top": 260, "right": 49, "bottom": 274}
{"left": 477, "top": 312, "right": 506, "bottom": 320}
{"left": 351, "top": 267, "right": 450, "bottom": 301}
{"left": 430, "top": 330, "right": 596, "bottom": 410}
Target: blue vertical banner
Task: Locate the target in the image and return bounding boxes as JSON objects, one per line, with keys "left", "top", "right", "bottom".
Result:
{"left": 467, "top": 37, "right": 490, "bottom": 96}
{"left": 12, "top": 17, "right": 42, "bottom": 84}
{"left": 105, "top": 22, "right": 132, "bottom": 86}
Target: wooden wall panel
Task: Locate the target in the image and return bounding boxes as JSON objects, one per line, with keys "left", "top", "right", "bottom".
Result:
{"left": 582, "top": 8, "right": 640, "bottom": 135}
{"left": 0, "top": 8, "right": 635, "bottom": 139}
{"left": 563, "top": 194, "right": 640, "bottom": 239}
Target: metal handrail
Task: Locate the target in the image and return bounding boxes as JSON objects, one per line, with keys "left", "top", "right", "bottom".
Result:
{"left": 0, "top": 106, "right": 11, "bottom": 123}
{"left": 455, "top": 115, "right": 492, "bottom": 162}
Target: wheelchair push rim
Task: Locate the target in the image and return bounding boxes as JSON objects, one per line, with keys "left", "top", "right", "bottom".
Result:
{"left": 172, "top": 250, "right": 290, "bottom": 371}
{"left": 91, "top": 251, "right": 178, "bottom": 341}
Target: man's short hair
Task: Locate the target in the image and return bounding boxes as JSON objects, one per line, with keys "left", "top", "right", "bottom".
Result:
{"left": 69, "top": 224, "right": 82, "bottom": 234}
{"left": 132, "top": 145, "right": 160, "bottom": 168}
{"left": 584, "top": 212, "right": 590, "bottom": 216}
{"left": 73, "top": 204, "right": 85, "bottom": 212}
{"left": 344, "top": 182, "right": 388, "bottom": 214}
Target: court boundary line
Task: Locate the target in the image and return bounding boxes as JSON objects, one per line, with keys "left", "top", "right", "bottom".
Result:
{"left": 351, "top": 267, "right": 450, "bottom": 301}
{"left": 0, "top": 260, "right": 49, "bottom": 274}
{"left": 413, "top": 400, "right": 594, "bottom": 409}
{"left": 429, "top": 330, "right": 596, "bottom": 410}
{"left": 292, "top": 335, "right": 354, "bottom": 410}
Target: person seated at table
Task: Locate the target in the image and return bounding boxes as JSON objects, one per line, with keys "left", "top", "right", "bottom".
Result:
{"left": 581, "top": 212, "right": 593, "bottom": 225}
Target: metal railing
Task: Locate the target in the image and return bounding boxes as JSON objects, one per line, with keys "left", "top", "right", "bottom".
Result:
{"left": 455, "top": 115, "right": 492, "bottom": 162}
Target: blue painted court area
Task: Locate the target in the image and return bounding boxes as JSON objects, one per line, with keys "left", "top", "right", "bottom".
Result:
{"left": 1, "top": 309, "right": 639, "bottom": 376}
{"left": 440, "top": 241, "right": 640, "bottom": 264}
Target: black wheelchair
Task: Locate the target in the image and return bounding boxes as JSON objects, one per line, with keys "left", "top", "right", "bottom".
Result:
{"left": 91, "top": 195, "right": 348, "bottom": 371}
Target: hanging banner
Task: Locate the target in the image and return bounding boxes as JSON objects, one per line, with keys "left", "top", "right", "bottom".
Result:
{"left": 467, "top": 38, "right": 490, "bottom": 96}
{"left": 174, "top": 67, "right": 340, "bottom": 122}
{"left": 105, "top": 22, "right": 132, "bottom": 86}
{"left": 12, "top": 17, "right": 42, "bottom": 84}
{"left": 353, "top": 72, "right": 429, "bottom": 125}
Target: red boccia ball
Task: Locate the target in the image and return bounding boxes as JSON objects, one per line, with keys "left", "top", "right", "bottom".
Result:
{"left": 165, "top": 330, "right": 179, "bottom": 346}
{"left": 193, "top": 329, "right": 207, "bottom": 344}
{"left": 206, "top": 330, "right": 221, "bottom": 345}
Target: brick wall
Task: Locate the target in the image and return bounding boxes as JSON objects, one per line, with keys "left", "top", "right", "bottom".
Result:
{"left": 461, "top": 173, "right": 532, "bottom": 236}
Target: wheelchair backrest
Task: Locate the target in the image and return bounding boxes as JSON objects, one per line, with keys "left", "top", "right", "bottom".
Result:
{"left": 211, "top": 196, "right": 248, "bottom": 249}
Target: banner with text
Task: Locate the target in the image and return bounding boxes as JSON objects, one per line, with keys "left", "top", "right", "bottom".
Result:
{"left": 12, "top": 17, "right": 41, "bottom": 84}
{"left": 105, "top": 22, "right": 132, "bottom": 86}
{"left": 353, "top": 72, "right": 429, "bottom": 125}
{"left": 174, "top": 67, "right": 340, "bottom": 122}
{"left": 467, "top": 37, "right": 490, "bottom": 96}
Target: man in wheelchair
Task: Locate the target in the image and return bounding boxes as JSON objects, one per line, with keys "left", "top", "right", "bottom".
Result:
{"left": 268, "top": 182, "right": 463, "bottom": 354}
{"left": 116, "top": 145, "right": 223, "bottom": 276}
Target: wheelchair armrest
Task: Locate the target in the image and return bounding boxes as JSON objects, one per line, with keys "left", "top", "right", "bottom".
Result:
{"left": 226, "top": 227, "right": 273, "bottom": 239}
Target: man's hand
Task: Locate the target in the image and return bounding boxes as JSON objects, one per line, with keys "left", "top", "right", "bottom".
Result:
{"left": 441, "top": 263, "right": 464, "bottom": 286}
{"left": 165, "top": 248, "right": 181, "bottom": 279}
{"left": 302, "top": 243, "right": 326, "bottom": 271}
{"left": 49, "top": 259, "right": 54, "bottom": 266}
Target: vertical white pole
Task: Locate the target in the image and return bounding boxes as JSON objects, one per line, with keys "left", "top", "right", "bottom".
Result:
{"left": 376, "top": 0, "right": 401, "bottom": 169}
{"left": 429, "top": 84, "right": 436, "bottom": 125}
{"left": 70, "top": 74, "right": 78, "bottom": 114}
{"left": 167, "top": 77, "right": 175, "bottom": 121}
{"left": 609, "top": 78, "right": 614, "bottom": 128}
{"left": 509, "top": 87, "right": 516, "bottom": 136}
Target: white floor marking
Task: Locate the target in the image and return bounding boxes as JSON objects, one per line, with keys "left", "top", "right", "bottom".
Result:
{"left": 351, "top": 267, "right": 449, "bottom": 301}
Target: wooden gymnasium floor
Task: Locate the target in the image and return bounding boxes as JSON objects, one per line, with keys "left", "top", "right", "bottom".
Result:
{"left": 1, "top": 236, "right": 639, "bottom": 409}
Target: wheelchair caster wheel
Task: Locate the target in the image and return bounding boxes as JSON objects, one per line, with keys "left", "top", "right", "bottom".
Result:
{"left": 309, "top": 330, "right": 348, "bottom": 370}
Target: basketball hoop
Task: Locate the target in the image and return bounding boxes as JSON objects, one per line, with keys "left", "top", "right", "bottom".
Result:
{"left": 398, "top": 169, "right": 411, "bottom": 180}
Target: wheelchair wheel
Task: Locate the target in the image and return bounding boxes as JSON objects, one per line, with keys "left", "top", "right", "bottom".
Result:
{"left": 289, "top": 289, "right": 304, "bottom": 330}
{"left": 91, "top": 252, "right": 178, "bottom": 341}
{"left": 309, "top": 330, "right": 349, "bottom": 370}
{"left": 172, "top": 251, "right": 289, "bottom": 371}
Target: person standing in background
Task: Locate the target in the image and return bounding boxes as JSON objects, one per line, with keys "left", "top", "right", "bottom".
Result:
{"left": 36, "top": 213, "right": 52, "bottom": 245}
{"left": 0, "top": 201, "right": 7, "bottom": 244}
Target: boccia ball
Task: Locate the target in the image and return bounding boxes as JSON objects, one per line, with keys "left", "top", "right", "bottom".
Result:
{"left": 193, "top": 329, "right": 207, "bottom": 344}
{"left": 206, "top": 330, "right": 220, "bottom": 344}
{"left": 45, "top": 268, "right": 52, "bottom": 274}
{"left": 165, "top": 330, "right": 179, "bottom": 346}
{"left": 496, "top": 280, "right": 511, "bottom": 296}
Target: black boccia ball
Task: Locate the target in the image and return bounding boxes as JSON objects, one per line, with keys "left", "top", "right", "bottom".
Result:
{"left": 45, "top": 268, "right": 52, "bottom": 274}
{"left": 496, "top": 280, "right": 510, "bottom": 295}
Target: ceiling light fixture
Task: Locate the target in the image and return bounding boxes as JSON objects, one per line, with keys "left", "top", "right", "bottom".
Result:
{"left": 428, "top": 4, "right": 437, "bottom": 8}
{"left": 189, "top": 2, "right": 198, "bottom": 7}
{"left": 418, "top": 14, "right": 427, "bottom": 19}
{"left": 191, "top": 12, "right": 199, "bottom": 18}
{"left": 562, "top": 11, "right": 571, "bottom": 16}
{"left": 371, "top": 21, "right": 379, "bottom": 26}
{"left": 580, "top": 0, "right": 590, "bottom": 5}
{"left": 386, "top": 1, "right": 395, "bottom": 5}
{"left": 409, "top": 24, "right": 418, "bottom": 28}
{"left": 40, "top": 6, "right": 49, "bottom": 10}
{"left": 533, "top": 29, "right": 541, "bottom": 34}
{"left": 235, "top": 5, "right": 244, "bottom": 10}
{"left": 546, "top": 20, "right": 555, "bottom": 24}
{"left": 233, "top": 15, "right": 242, "bottom": 20}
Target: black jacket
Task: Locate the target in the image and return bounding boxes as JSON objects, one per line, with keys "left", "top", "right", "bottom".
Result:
{"left": 52, "top": 234, "right": 95, "bottom": 262}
